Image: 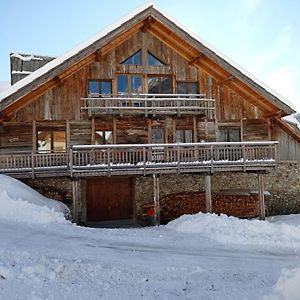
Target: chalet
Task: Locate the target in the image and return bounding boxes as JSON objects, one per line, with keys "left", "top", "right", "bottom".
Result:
{"left": 0, "top": 4, "right": 299, "bottom": 225}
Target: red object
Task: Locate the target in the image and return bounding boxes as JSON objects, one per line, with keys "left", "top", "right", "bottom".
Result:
{"left": 146, "top": 207, "right": 155, "bottom": 217}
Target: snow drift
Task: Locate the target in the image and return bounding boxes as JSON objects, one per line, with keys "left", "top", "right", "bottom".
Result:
{"left": 0, "top": 174, "right": 70, "bottom": 224}
{"left": 167, "top": 213, "right": 300, "bottom": 252}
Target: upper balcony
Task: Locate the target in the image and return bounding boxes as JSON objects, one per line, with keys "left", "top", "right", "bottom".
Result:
{"left": 80, "top": 93, "right": 215, "bottom": 117}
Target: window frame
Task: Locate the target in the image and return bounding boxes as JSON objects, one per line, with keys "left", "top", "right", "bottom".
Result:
{"left": 37, "top": 130, "right": 66, "bottom": 153}
{"left": 176, "top": 81, "right": 199, "bottom": 94}
{"left": 117, "top": 74, "right": 143, "bottom": 95}
{"left": 218, "top": 127, "right": 241, "bottom": 142}
{"left": 147, "top": 75, "right": 173, "bottom": 94}
{"left": 88, "top": 79, "right": 112, "bottom": 96}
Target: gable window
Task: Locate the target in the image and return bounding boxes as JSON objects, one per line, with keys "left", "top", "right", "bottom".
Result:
{"left": 117, "top": 75, "right": 142, "bottom": 95}
{"left": 88, "top": 80, "right": 112, "bottom": 96}
{"left": 148, "top": 76, "right": 172, "bottom": 94}
{"left": 219, "top": 128, "right": 241, "bottom": 142}
{"left": 121, "top": 50, "right": 141, "bottom": 65}
{"left": 95, "top": 131, "right": 113, "bottom": 145}
{"left": 176, "top": 129, "right": 193, "bottom": 143}
{"left": 147, "top": 51, "right": 164, "bottom": 66}
{"left": 177, "top": 82, "right": 198, "bottom": 94}
{"left": 37, "top": 131, "right": 66, "bottom": 152}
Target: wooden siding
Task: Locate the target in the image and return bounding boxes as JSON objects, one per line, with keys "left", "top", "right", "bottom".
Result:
{"left": 272, "top": 123, "right": 300, "bottom": 161}
{"left": 10, "top": 30, "right": 264, "bottom": 123}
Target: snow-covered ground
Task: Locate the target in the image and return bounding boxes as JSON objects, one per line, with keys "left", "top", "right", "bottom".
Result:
{"left": 1, "top": 176, "right": 300, "bottom": 299}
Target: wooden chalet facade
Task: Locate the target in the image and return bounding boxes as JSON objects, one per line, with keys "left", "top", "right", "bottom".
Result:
{"left": 0, "top": 5, "right": 299, "bottom": 224}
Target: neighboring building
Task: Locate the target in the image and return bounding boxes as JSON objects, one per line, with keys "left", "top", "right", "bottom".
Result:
{"left": 0, "top": 4, "right": 299, "bottom": 224}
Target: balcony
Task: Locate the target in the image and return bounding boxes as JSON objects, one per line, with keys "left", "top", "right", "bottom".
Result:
{"left": 0, "top": 141, "right": 277, "bottom": 178}
{"left": 80, "top": 93, "right": 215, "bottom": 117}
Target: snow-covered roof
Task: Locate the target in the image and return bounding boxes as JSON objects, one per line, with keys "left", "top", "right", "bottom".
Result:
{"left": 283, "top": 114, "right": 300, "bottom": 131}
{"left": 0, "top": 3, "right": 296, "bottom": 115}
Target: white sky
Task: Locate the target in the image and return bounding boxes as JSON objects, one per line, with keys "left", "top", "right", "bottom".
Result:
{"left": 0, "top": 0, "right": 299, "bottom": 111}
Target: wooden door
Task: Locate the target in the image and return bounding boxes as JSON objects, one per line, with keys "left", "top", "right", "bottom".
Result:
{"left": 86, "top": 177, "right": 133, "bottom": 221}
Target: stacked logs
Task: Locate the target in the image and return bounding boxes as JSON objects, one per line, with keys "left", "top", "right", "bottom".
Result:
{"left": 160, "top": 191, "right": 261, "bottom": 222}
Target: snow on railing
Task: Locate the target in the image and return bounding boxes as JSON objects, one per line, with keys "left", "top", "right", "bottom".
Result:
{"left": 80, "top": 93, "right": 215, "bottom": 117}
{"left": 0, "top": 141, "right": 277, "bottom": 177}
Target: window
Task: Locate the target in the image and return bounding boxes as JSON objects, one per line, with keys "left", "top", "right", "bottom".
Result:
{"left": 176, "top": 129, "right": 193, "bottom": 143}
{"left": 219, "top": 128, "right": 240, "bottom": 142}
{"left": 37, "top": 131, "right": 66, "bottom": 152}
{"left": 95, "top": 131, "right": 113, "bottom": 145}
{"left": 117, "top": 75, "right": 142, "bottom": 95}
{"left": 148, "top": 76, "right": 172, "bottom": 94}
{"left": 152, "top": 128, "right": 164, "bottom": 144}
{"left": 147, "top": 51, "right": 164, "bottom": 66}
{"left": 88, "top": 80, "right": 112, "bottom": 96}
{"left": 177, "top": 82, "right": 198, "bottom": 94}
{"left": 121, "top": 50, "right": 141, "bottom": 65}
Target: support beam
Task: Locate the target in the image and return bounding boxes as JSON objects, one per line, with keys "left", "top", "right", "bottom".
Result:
{"left": 153, "top": 174, "right": 160, "bottom": 225}
{"left": 258, "top": 173, "right": 265, "bottom": 220}
{"left": 205, "top": 175, "right": 212, "bottom": 213}
{"left": 72, "top": 180, "right": 79, "bottom": 223}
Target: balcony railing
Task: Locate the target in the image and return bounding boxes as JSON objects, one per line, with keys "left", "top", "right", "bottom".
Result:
{"left": 0, "top": 142, "right": 277, "bottom": 178}
{"left": 81, "top": 93, "right": 215, "bottom": 117}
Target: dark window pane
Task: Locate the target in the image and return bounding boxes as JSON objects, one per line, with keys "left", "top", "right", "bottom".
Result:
{"left": 147, "top": 52, "right": 164, "bottom": 66}
{"left": 185, "top": 130, "right": 193, "bottom": 143}
{"left": 148, "top": 76, "right": 172, "bottom": 94}
{"left": 121, "top": 50, "right": 141, "bottom": 65}
{"left": 176, "top": 129, "right": 193, "bottom": 143}
{"left": 131, "top": 75, "right": 142, "bottom": 93}
{"left": 229, "top": 129, "right": 240, "bottom": 142}
{"left": 187, "top": 82, "right": 198, "bottom": 94}
{"left": 177, "top": 82, "right": 186, "bottom": 94}
{"left": 219, "top": 129, "right": 227, "bottom": 142}
{"left": 219, "top": 128, "right": 240, "bottom": 142}
{"left": 152, "top": 128, "right": 164, "bottom": 143}
{"left": 177, "top": 82, "right": 198, "bottom": 94}
{"left": 161, "top": 77, "right": 172, "bottom": 93}
{"left": 117, "top": 75, "right": 128, "bottom": 94}
{"left": 89, "top": 81, "right": 99, "bottom": 95}
{"left": 148, "top": 77, "right": 160, "bottom": 94}
{"left": 100, "top": 81, "right": 112, "bottom": 95}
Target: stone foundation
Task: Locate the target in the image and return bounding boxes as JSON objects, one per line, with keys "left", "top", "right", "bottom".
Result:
{"left": 135, "top": 162, "right": 300, "bottom": 219}
{"left": 20, "top": 161, "right": 300, "bottom": 222}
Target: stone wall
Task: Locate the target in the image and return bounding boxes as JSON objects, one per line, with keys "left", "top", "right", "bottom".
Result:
{"left": 134, "top": 162, "right": 300, "bottom": 219}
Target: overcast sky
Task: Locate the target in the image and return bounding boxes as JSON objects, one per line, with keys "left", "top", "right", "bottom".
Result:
{"left": 0, "top": 0, "right": 299, "bottom": 111}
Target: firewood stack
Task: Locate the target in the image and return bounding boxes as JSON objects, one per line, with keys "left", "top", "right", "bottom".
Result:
{"left": 160, "top": 191, "right": 262, "bottom": 222}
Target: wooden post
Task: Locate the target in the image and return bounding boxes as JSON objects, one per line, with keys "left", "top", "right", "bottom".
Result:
{"left": 258, "top": 173, "right": 265, "bottom": 220}
{"left": 72, "top": 179, "right": 79, "bottom": 223}
{"left": 153, "top": 174, "right": 160, "bottom": 225}
{"left": 205, "top": 175, "right": 212, "bottom": 213}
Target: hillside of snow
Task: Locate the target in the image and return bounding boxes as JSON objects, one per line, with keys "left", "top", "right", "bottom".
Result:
{"left": 1, "top": 175, "right": 300, "bottom": 299}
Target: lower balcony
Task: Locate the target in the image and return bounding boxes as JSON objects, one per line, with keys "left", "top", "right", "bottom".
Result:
{"left": 0, "top": 141, "right": 278, "bottom": 178}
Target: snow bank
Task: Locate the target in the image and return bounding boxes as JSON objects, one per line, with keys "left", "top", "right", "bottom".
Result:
{"left": 264, "top": 268, "right": 300, "bottom": 300}
{"left": 167, "top": 213, "right": 300, "bottom": 252}
{"left": 0, "top": 175, "right": 69, "bottom": 224}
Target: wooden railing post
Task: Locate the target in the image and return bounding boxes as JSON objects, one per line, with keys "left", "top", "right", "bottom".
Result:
{"left": 31, "top": 151, "right": 35, "bottom": 179}
{"left": 177, "top": 144, "right": 181, "bottom": 173}
{"left": 258, "top": 173, "right": 265, "bottom": 220}
{"left": 69, "top": 148, "right": 73, "bottom": 177}
{"left": 242, "top": 144, "right": 246, "bottom": 171}
{"left": 143, "top": 146, "right": 146, "bottom": 176}
{"left": 107, "top": 147, "right": 111, "bottom": 176}
{"left": 205, "top": 175, "right": 212, "bottom": 213}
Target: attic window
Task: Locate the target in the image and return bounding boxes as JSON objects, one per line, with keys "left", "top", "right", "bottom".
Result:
{"left": 121, "top": 50, "right": 141, "bottom": 65}
{"left": 147, "top": 51, "right": 165, "bottom": 66}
